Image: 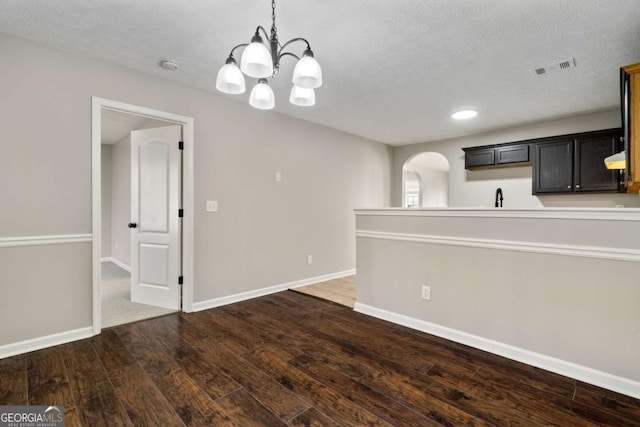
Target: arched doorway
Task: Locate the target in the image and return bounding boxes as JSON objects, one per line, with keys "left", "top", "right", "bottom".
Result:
{"left": 402, "top": 152, "right": 450, "bottom": 207}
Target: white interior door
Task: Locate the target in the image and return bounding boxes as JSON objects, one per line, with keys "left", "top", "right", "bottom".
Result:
{"left": 130, "top": 125, "right": 182, "bottom": 310}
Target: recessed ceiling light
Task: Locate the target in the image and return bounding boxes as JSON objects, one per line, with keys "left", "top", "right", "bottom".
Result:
{"left": 159, "top": 59, "right": 179, "bottom": 71}
{"left": 452, "top": 110, "right": 478, "bottom": 120}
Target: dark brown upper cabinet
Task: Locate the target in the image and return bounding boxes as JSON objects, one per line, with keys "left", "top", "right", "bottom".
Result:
{"left": 463, "top": 143, "right": 530, "bottom": 169}
{"left": 575, "top": 133, "right": 623, "bottom": 192}
{"left": 496, "top": 144, "right": 529, "bottom": 165}
{"left": 532, "top": 129, "right": 623, "bottom": 195}
{"left": 532, "top": 139, "right": 574, "bottom": 193}
{"left": 463, "top": 128, "right": 623, "bottom": 194}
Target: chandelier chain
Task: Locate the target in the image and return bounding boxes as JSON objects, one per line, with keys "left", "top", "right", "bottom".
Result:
{"left": 271, "top": 0, "right": 277, "bottom": 38}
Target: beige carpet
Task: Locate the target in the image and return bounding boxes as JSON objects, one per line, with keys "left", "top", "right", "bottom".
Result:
{"left": 101, "top": 278, "right": 177, "bottom": 328}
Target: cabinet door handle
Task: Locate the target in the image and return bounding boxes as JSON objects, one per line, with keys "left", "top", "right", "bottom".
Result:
{"left": 567, "top": 185, "right": 571, "bottom": 189}
{"left": 576, "top": 184, "right": 580, "bottom": 188}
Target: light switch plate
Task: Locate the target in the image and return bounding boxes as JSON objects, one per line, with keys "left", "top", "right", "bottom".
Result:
{"left": 206, "top": 200, "right": 218, "bottom": 212}
{"left": 275, "top": 172, "right": 282, "bottom": 182}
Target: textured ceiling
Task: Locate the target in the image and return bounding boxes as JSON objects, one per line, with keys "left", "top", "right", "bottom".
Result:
{"left": 2, "top": 0, "right": 640, "bottom": 145}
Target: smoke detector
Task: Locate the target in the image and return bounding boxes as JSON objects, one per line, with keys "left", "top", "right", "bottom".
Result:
{"left": 159, "top": 59, "right": 179, "bottom": 71}
{"left": 534, "top": 58, "right": 576, "bottom": 76}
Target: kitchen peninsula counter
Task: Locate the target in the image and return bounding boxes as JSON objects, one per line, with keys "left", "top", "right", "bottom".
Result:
{"left": 354, "top": 207, "right": 640, "bottom": 399}
{"left": 355, "top": 207, "right": 640, "bottom": 256}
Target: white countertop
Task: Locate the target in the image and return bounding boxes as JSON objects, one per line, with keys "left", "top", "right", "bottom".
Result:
{"left": 354, "top": 207, "right": 640, "bottom": 221}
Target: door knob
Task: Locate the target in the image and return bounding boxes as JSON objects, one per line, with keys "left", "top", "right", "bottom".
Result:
{"left": 128, "top": 223, "right": 137, "bottom": 228}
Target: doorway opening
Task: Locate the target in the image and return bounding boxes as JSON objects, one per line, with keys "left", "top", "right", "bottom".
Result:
{"left": 402, "top": 152, "right": 450, "bottom": 207}
{"left": 91, "top": 98, "right": 194, "bottom": 334}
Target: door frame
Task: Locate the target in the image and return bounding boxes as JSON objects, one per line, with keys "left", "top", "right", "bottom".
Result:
{"left": 91, "top": 97, "right": 195, "bottom": 335}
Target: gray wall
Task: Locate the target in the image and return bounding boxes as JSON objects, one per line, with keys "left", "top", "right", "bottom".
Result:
{"left": 392, "top": 111, "right": 640, "bottom": 208}
{"left": 110, "top": 135, "right": 131, "bottom": 267}
{"left": 0, "top": 244, "right": 92, "bottom": 345}
{"left": 194, "top": 113, "right": 392, "bottom": 301}
{"left": 100, "top": 145, "right": 112, "bottom": 257}
{"left": 355, "top": 211, "right": 640, "bottom": 383}
{"left": 405, "top": 164, "right": 448, "bottom": 207}
{"left": 0, "top": 33, "right": 392, "bottom": 346}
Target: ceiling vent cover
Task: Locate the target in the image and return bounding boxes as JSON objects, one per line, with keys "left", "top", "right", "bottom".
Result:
{"left": 534, "top": 58, "right": 576, "bottom": 76}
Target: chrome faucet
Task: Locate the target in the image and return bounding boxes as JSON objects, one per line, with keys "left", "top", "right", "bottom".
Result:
{"left": 495, "top": 188, "right": 503, "bottom": 208}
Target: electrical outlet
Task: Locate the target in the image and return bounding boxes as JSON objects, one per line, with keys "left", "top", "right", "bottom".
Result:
{"left": 275, "top": 171, "right": 282, "bottom": 182}
{"left": 115, "top": 242, "right": 118, "bottom": 250}
{"left": 421, "top": 285, "right": 431, "bottom": 301}
{"left": 307, "top": 255, "right": 313, "bottom": 265}
{"left": 206, "top": 200, "right": 218, "bottom": 212}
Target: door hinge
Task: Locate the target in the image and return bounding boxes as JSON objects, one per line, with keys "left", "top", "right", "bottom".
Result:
{"left": 178, "top": 141, "right": 184, "bottom": 150}
{"left": 178, "top": 276, "right": 183, "bottom": 285}
{"left": 178, "top": 209, "right": 184, "bottom": 218}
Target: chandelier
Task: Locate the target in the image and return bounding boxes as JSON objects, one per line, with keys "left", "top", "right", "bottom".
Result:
{"left": 215, "top": 0, "right": 322, "bottom": 110}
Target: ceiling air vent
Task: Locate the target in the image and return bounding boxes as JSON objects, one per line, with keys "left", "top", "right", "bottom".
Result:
{"left": 533, "top": 58, "right": 576, "bottom": 76}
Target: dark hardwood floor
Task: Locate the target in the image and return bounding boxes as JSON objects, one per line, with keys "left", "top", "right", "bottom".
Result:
{"left": 1, "top": 290, "right": 639, "bottom": 426}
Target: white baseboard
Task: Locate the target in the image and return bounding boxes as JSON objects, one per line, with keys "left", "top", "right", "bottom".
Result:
{"left": 0, "top": 327, "right": 93, "bottom": 359}
{"left": 354, "top": 302, "right": 640, "bottom": 400}
{"left": 288, "top": 269, "right": 355, "bottom": 289}
{"left": 101, "top": 256, "right": 131, "bottom": 272}
{"left": 193, "top": 269, "right": 355, "bottom": 312}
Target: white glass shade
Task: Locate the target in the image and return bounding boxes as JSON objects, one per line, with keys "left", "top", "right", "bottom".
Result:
{"left": 292, "top": 55, "right": 322, "bottom": 89}
{"left": 216, "top": 63, "right": 246, "bottom": 94}
{"left": 289, "top": 86, "right": 315, "bottom": 107}
{"left": 249, "top": 81, "right": 275, "bottom": 110}
{"left": 241, "top": 42, "right": 274, "bottom": 78}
